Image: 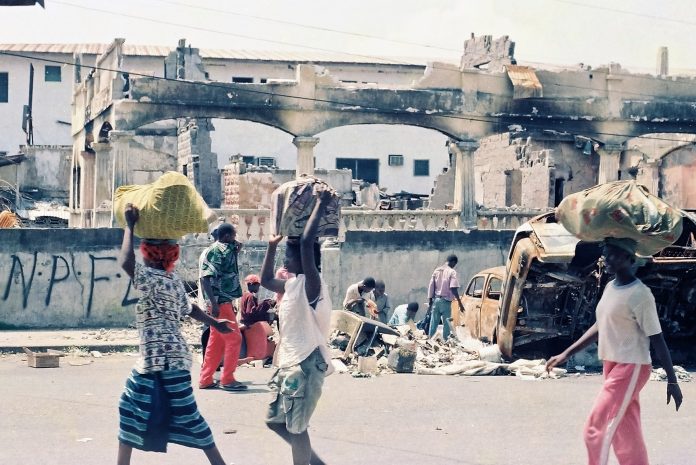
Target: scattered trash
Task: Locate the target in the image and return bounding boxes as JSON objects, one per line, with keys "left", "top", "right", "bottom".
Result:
{"left": 76, "top": 438, "right": 93, "bottom": 443}
{"left": 328, "top": 311, "right": 566, "bottom": 380}
{"left": 90, "top": 351, "right": 103, "bottom": 358}
{"left": 68, "top": 358, "right": 93, "bottom": 367}
{"left": 23, "top": 347, "right": 62, "bottom": 368}
{"left": 331, "top": 359, "right": 349, "bottom": 374}
{"left": 223, "top": 428, "right": 237, "bottom": 434}
{"left": 357, "top": 356, "right": 378, "bottom": 375}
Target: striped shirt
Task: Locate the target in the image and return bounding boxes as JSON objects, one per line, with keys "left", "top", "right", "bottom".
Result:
{"left": 132, "top": 263, "right": 193, "bottom": 374}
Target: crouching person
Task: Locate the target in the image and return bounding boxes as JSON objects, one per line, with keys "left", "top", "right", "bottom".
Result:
{"left": 260, "top": 186, "right": 335, "bottom": 465}
{"left": 116, "top": 204, "right": 232, "bottom": 465}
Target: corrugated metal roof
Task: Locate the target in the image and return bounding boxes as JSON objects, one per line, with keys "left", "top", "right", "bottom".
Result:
{"left": 0, "top": 43, "right": 433, "bottom": 66}
{"left": 506, "top": 65, "right": 543, "bottom": 99}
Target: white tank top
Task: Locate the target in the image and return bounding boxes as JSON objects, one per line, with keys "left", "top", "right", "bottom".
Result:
{"left": 276, "top": 275, "right": 333, "bottom": 373}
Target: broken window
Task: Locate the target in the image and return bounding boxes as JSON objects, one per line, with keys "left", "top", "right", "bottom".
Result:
{"left": 44, "top": 65, "right": 61, "bottom": 82}
{"left": 0, "top": 73, "right": 8, "bottom": 103}
{"left": 487, "top": 278, "right": 502, "bottom": 301}
{"left": 554, "top": 178, "right": 565, "bottom": 207}
{"left": 336, "top": 158, "right": 379, "bottom": 184}
{"left": 466, "top": 276, "right": 485, "bottom": 298}
{"left": 413, "top": 159, "right": 429, "bottom": 176}
{"left": 232, "top": 77, "right": 253, "bottom": 83}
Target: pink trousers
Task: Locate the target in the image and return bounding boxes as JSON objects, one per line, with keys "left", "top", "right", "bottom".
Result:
{"left": 199, "top": 302, "right": 242, "bottom": 387}
{"left": 584, "top": 361, "right": 652, "bottom": 465}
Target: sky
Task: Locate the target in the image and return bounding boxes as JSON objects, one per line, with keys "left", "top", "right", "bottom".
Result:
{"left": 1, "top": 0, "right": 695, "bottom": 72}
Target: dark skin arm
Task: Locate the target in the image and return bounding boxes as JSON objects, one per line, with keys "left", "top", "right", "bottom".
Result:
{"left": 200, "top": 276, "right": 220, "bottom": 318}
{"left": 190, "top": 303, "right": 233, "bottom": 333}
{"left": 546, "top": 323, "right": 599, "bottom": 370}
{"left": 118, "top": 204, "right": 138, "bottom": 279}
{"left": 301, "top": 186, "right": 333, "bottom": 304}
{"left": 650, "top": 332, "right": 683, "bottom": 411}
{"left": 260, "top": 235, "right": 286, "bottom": 294}
{"left": 451, "top": 287, "right": 465, "bottom": 313}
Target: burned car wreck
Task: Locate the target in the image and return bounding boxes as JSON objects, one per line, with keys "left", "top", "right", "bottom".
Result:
{"left": 455, "top": 211, "right": 696, "bottom": 361}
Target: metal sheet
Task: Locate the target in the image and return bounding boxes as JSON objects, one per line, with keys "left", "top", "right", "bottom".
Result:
{"left": 506, "top": 65, "right": 543, "bottom": 99}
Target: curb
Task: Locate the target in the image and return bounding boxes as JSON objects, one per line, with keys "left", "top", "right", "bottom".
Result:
{"left": 0, "top": 343, "right": 203, "bottom": 354}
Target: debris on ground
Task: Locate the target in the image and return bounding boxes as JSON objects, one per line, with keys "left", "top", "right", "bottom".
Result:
{"left": 650, "top": 366, "right": 692, "bottom": 383}
{"left": 23, "top": 347, "right": 63, "bottom": 368}
{"left": 327, "top": 311, "right": 567, "bottom": 379}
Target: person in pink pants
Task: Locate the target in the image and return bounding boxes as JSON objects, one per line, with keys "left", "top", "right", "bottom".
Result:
{"left": 547, "top": 237, "right": 683, "bottom": 465}
{"left": 198, "top": 223, "right": 247, "bottom": 392}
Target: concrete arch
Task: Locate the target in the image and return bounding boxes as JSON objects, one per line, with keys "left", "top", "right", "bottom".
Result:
{"left": 112, "top": 101, "right": 297, "bottom": 136}
{"left": 625, "top": 133, "right": 696, "bottom": 162}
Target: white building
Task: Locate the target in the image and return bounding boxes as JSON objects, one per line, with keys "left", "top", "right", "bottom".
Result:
{"left": 0, "top": 43, "right": 453, "bottom": 197}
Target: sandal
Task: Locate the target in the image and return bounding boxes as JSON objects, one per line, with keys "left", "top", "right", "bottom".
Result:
{"left": 199, "top": 382, "right": 220, "bottom": 390}
{"left": 221, "top": 381, "right": 248, "bottom": 392}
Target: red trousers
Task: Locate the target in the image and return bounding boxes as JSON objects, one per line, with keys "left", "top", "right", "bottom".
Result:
{"left": 199, "top": 302, "right": 242, "bottom": 387}
{"left": 584, "top": 361, "right": 652, "bottom": 465}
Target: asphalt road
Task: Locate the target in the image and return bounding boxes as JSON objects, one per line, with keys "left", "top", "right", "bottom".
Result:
{"left": 0, "top": 353, "right": 694, "bottom": 465}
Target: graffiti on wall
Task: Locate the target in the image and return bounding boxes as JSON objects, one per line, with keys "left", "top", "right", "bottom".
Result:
{"left": 1, "top": 252, "right": 137, "bottom": 316}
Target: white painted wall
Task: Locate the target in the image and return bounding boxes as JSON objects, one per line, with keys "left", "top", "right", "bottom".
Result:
{"left": 211, "top": 120, "right": 449, "bottom": 195}
{"left": 0, "top": 53, "right": 74, "bottom": 155}
{"left": 1, "top": 49, "right": 441, "bottom": 195}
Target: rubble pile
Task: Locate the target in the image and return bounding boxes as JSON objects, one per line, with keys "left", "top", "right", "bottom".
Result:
{"left": 650, "top": 366, "right": 693, "bottom": 383}
{"left": 328, "top": 317, "right": 567, "bottom": 380}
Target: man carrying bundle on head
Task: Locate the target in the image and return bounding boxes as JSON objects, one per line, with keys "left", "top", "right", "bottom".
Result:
{"left": 116, "top": 204, "right": 233, "bottom": 465}
{"left": 547, "top": 237, "right": 683, "bottom": 465}
{"left": 260, "top": 184, "right": 336, "bottom": 465}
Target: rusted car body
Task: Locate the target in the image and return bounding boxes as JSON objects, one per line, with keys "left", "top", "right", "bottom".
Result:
{"left": 456, "top": 211, "right": 696, "bottom": 359}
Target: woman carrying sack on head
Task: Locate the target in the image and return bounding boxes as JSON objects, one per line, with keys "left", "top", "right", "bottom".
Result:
{"left": 546, "top": 237, "right": 683, "bottom": 465}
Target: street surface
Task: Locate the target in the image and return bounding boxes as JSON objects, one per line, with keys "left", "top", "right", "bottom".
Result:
{"left": 0, "top": 353, "right": 694, "bottom": 465}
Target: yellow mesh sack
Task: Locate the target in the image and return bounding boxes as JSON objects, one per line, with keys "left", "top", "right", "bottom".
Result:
{"left": 114, "top": 171, "right": 211, "bottom": 239}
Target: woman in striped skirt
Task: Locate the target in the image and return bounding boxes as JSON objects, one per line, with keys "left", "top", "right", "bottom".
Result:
{"left": 117, "top": 204, "right": 234, "bottom": 465}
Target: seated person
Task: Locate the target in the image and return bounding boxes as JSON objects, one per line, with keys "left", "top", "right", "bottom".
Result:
{"left": 372, "top": 280, "right": 391, "bottom": 324}
{"left": 240, "top": 274, "right": 274, "bottom": 326}
{"left": 238, "top": 274, "right": 276, "bottom": 365}
{"left": 389, "top": 302, "right": 419, "bottom": 326}
{"left": 343, "top": 277, "right": 376, "bottom": 317}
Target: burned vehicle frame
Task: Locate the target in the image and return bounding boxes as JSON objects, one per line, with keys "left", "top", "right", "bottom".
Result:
{"left": 457, "top": 211, "right": 696, "bottom": 361}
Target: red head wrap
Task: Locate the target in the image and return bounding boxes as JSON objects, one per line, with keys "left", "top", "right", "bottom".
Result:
{"left": 140, "top": 240, "right": 180, "bottom": 273}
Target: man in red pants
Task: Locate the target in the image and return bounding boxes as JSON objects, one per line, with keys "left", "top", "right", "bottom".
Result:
{"left": 198, "top": 223, "right": 247, "bottom": 391}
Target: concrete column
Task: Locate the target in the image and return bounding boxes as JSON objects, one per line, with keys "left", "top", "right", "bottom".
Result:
{"left": 109, "top": 131, "right": 135, "bottom": 189}
{"left": 293, "top": 136, "right": 319, "bottom": 179}
{"left": 597, "top": 144, "right": 622, "bottom": 185}
{"left": 450, "top": 140, "right": 479, "bottom": 228}
{"left": 638, "top": 159, "right": 661, "bottom": 195}
{"left": 109, "top": 131, "right": 135, "bottom": 225}
{"left": 92, "top": 142, "right": 113, "bottom": 210}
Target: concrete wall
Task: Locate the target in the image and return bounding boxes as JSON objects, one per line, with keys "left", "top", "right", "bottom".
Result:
{"left": 661, "top": 146, "right": 696, "bottom": 209}
{"left": 5, "top": 145, "right": 71, "bottom": 201}
{"left": 322, "top": 230, "right": 514, "bottom": 321}
{"left": 0, "top": 227, "right": 513, "bottom": 328}
{"left": 212, "top": 121, "right": 450, "bottom": 196}
{"left": 470, "top": 132, "right": 598, "bottom": 209}
{"left": 222, "top": 162, "right": 354, "bottom": 208}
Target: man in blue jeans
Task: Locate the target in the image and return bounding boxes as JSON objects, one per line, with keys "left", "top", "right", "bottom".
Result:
{"left": 427, "top": 255, "right": 464, "bottom": 341}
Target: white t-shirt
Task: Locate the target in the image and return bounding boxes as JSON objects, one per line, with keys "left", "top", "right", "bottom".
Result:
{"left": 276, "top": 275, "right": 334, "bottom": 373}
{"left": 596, "top": 279, "right": 662, "bottom": 365}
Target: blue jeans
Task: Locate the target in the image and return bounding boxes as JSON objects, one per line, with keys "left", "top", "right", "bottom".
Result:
{"left": 429, "top": 298, "right": 452, "bottom": 340}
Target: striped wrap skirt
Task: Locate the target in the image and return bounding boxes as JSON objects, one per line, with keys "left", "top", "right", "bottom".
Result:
{"left": 118, "top": 369, "right": 215, "bottom": 452}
